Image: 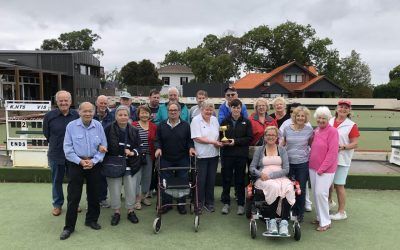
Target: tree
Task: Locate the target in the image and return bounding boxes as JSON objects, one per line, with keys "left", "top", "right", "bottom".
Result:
{"left": 40, "top": 29, "right": 104, "bottom": 56}
{"left": 389, "top": 64, "right": 400, "bottom": 81}
{"left": 101, "top": 67, "right": 122, "bottom": 88}
{"left": 373, "top": 65, "right": 400, "bottom": 98}
{"left": 120, "top": 60, "right": 160, "bottom": 87}
{"left": 336, "top": 50, "right": 373, "bottom": 98}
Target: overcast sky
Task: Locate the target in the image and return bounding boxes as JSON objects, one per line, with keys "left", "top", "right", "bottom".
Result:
{"left": 1, "top": 0, "right": 399, "bottom": 85}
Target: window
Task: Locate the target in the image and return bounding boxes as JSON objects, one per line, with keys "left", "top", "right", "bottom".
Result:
{"left": 80, "top": 65, "right": 87, "bottom": 75}
{"left": 284, "top": 74, "right": 303, "bottom": 83}
{"left": 87, "top": 66, "right": 91, "bottom": 76}
{"left": 180, "top": 77, "right": 188, "bottom": 85}
{"left": 162, "top": 77, "right": 170, "bottom": 85}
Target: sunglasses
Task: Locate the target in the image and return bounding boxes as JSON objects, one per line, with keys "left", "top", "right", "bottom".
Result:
{"left": 226, "top": 93, "right": 236, "bottom": 97}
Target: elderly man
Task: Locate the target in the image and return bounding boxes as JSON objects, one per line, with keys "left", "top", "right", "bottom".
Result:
{"left": 155, "top": 102, "right": 196, "bottom": 214}
{"left": 60, "top": 102, "right": 107, "bottom": 240}
{"left": 112, "top": 91, "right": 137, "bottom": 122}
{"left": 147, "top": 89, "right": 160, "bottom": 122}
{"left": 94, "top": 95, "right": 114, "bottom": 208}
{"left": 218, "top": 87, "right": 248, "bottom": 124}
{"left": 154, "top": 87, "right": 189, "bottom": 124}
{"left": 43, "top": 90, "right": 79, "bottom": 216}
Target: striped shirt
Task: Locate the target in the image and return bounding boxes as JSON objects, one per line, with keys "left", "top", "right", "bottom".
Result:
{"left": 282, "top": 125, "right": 313, "bottom": 164}
{"left": 135, "top": 123, "right": 149, "bottom": 154}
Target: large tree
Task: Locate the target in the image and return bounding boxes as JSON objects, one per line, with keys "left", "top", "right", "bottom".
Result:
{"left": 40, "top": 29, "right": 104, "bottom": 56}
{"left": 120, "top": 59, "right": 160, "bottom": 87}
{"left": 373, "top": 64, "right": 400, "bottom": 98}
{"left": 336, "top": 50, "right": 373, "bottom": 98}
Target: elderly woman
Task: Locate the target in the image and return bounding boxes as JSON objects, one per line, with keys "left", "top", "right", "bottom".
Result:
{"left": 190, "top": 101, "right": 222, "bottom": 213}
{"left": 220, "top": 99, "right": 253, "bottom": 215}
{"left": 132, "top": 105, "right": 157, "bottom": 209}
{"left": 281, "top": 106, "right": 313, "bottom": 222}
{"left": 309, "top": 106, "right": 339, "bottom": 232}
{"left": 250, "top": 126, "right": 295, "bottom": 236}
{"left": 249, "top": 98, "right": 278, "bottom": 146}
{"left": 104, "top": 105, "right": 141, "bottom": 226}
{"left": 270, "top": 97, "right": 291, "bottom": 128}
{"left": 328, "top": 100, "right": 360, "bottom": 221}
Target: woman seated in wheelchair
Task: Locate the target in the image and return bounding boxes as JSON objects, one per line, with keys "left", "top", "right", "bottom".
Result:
{"left": 249, "top": 126, "right": 295, "bottom": 236}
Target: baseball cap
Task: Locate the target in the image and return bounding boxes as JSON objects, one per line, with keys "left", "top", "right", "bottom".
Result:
{"left": 338, "top": 100, "right": 351, "bottom": 106}
{"left": 120, "top": 91, "right": 132, "bottom": 99}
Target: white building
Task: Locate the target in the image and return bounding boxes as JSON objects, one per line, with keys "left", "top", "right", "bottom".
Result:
{"left": 157, "top": 65, "right": 195, "bottom": 95}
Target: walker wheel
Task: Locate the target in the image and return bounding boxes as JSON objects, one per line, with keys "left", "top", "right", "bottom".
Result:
{"left": 153, "top": 217, "right": 162, "bottom": 234}
{"left": 194, "top": 215, "right": 200, "bottom": 232}
{"left": 250, "top": 219, "right": 257, "bottom": 239}
{"left": 293, "top": 222, "right": 301, "bottom": 241}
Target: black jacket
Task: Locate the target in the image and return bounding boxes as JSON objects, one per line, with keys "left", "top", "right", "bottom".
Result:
{"left": 104, "top": 121, "right": 141, "bottom": 175}
{"left": 220, "top": 115, "right": 253, "bottom": 158}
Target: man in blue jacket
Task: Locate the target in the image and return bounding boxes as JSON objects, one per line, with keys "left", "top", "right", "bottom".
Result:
{"left": 154, "top": 87, "right": 189, "bottom": 125}
{"left": 218, "top": 87, "right": 248, "bottom": 124}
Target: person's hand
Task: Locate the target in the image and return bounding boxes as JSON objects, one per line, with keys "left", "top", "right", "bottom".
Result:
{"left": 125, "top": 149, "right": 134, "bottom": 157}
{"left": 317, "top": 170, "right": 323, "bottom": 176}
{"left": 189, "top": 148, "right": 196, "bottom": 156}
{"left": 213, "top": 141, "right": 223, "bottom": 148}
{"left": 98, "top": 145, "right": 108, "bottom": 153}
{"left": 260, "top": 172, "right": 269, "bottom": 181}
{"left": 155, "top": 149, "right": 162, "bottom": 158}
{"left": 85, "top": 160, "right": 94, "bottom": 169}
{"left": 79, "top": 159, "right": 88, "bottom": 168}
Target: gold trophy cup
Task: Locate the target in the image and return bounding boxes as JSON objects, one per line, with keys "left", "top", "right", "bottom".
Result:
{"left": 220, "top": 125, "right": 229, "bottom": 142}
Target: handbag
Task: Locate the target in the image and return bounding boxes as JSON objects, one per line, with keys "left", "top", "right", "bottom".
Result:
{"left": 101, "top": 129, "right": 128, "bottom": 178}
{"left": 139, "top": 153, "right": 147, "bottom": 165}
{"left": 101, "top": 155, "right": 126, "bottom": 178}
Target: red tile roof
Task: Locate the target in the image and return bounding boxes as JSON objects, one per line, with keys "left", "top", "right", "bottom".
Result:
{"left": 233, "top": 73, "right": 271, "bottom": 89}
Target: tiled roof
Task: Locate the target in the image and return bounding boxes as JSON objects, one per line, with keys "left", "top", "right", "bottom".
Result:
{"left": 158, "top": 64, "right": 193, "bottom": 74}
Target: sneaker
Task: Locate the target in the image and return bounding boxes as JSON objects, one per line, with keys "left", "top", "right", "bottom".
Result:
{"left": 330, "top": 211, "right": 347, "bottom": 220}
{"left": 111, "top": 213, "right": 120, "bottom": 226}
{"left": 221, "top": 204, "right": 230, "bottom": 214}
{"left": 99, "top": 200, "right": 111, "bottom": 208}
{"left": 237, "top": 206, "right": 244, "bottom": 215}
{"left": 127, "top": 211, "right": 139, "bottom": 223}
{"left": 305, "top": 205, "right": 312, "bottom": 212}
{"left": 279, "top": 220, "right": 289, "bottom": 236}
{"left": 145, "top": 192, "right": 152, "bottom": 199}
{"left": 142, "top": 198, "right": 152, "bottom": 206}
{"left": 329, "top": 200, "right": 337, "bottom": 210}
{"left": 203, "top": 205, "right": 215, "bottom": 213}
{"left": 268, "top": 219, "right": 278, "bottom": 235}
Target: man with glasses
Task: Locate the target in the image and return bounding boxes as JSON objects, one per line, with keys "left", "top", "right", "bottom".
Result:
{"left": 218, "top": 87, "right": 248, "bottom": 124}
{"left": 154, "top": 102, "right": 196, "bottom": 214}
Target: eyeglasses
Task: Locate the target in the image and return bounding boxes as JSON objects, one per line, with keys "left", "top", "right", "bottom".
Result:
{"left": 226, "top": 93, "right": 236, "bottom": 97}
{"left": 168, "top": 109, "right": 179, "bottom": 112}
{"left": 265, "top": 134, "right": 277, "bottom": 137}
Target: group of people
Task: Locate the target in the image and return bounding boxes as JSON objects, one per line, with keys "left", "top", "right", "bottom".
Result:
{"left": 43, "top": 86, "right": 359, "bottom": 240}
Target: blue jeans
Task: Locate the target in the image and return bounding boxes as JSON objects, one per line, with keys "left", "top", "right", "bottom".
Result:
{"left": 49, "top": 159, "right": 67, "bottom": 208}
{"left": 289, "top": 162, "right": 309, "bottom": 217}
{"left": 160, "top": 157, "right": 190, "bottom": 205}
{"left": 197, "top": 156, "right": 219, "bottom": 207}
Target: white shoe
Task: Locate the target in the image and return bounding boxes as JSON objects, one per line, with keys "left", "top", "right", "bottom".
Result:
{"left": 237, "top": 206, "right": 244, "bottom": 215}
{"left": 221, "top": 204, "right": 230, "bottom": 214}
{"left": 305, "top": 205, "right": 312, "bottom": 212}
{"left": 268, "top": 219, "right": 278, "bottom": 235}
{"left": 330, "top": 211, "right": 347, "bottom": 220}
{"left": 329, "top": 200, "right": 337, "bottom": 210}
{"left": 279, "top": 220, "right": 289, "bottom": 236}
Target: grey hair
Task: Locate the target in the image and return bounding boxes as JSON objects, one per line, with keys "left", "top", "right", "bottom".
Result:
{"left": 168, "top": 86, "right": 180, "bottom": 96}
{"left": 78, "top": 102, "right": 94, "bottom": 111}
{"left": 272, "top": 96, "right": 286, "bottom": 108}
{"left": 314, "top": 106, "right": 332, "bottom": 119}
{"left": 55, "top": 90, "right": 71, "bottom": 102}
{"left": 200, "top": 101, "right": 214, "bottom": 110}
{"left": 115, "top": 105, "right": 130, "bottom": 117}
{"left": 167, "top": 101, "right": 181, "bottom": 111}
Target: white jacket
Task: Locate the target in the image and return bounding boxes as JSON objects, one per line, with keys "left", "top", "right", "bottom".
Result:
{"left": 329, "top": 117, "right": 356, "bottom": 167}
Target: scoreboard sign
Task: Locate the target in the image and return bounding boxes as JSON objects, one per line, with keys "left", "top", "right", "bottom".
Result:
{"left": 5, "top": 103, "right": 51, "bottom": 111}
{"left": 8, "top": 139, "right": 28, "bottom": 150}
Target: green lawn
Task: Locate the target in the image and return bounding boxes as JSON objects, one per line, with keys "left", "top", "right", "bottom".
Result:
{"left": 0, "top": 183, "right": 399, "bottom": 249}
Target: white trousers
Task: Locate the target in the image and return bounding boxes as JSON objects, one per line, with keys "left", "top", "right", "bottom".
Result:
{"left": 305, "top": 182, "right": 312, "bottom": 207}
{"left": 107, "top": 173, "right": 138, "bottom": 210}
{"left": 309, "top": 169, "right": 335, "bottom": 227}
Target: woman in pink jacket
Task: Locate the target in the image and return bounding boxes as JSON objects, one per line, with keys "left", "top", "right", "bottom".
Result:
{"left": 309, "top": 106, "right": 339, "bottom": 232}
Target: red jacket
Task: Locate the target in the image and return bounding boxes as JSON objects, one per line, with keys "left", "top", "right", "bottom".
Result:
{"left": 132, "top": 121, "right": 157, "bottom": 161}
{"left": 249, "top": 113, "right": 278, "bottom": 146}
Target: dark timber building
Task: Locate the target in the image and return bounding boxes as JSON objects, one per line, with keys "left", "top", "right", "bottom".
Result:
{"left": 0, "top": 50, "right": 103, "bottom": 106}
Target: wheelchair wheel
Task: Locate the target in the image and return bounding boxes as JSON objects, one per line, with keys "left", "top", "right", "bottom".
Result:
{"left": 293, "top": 222, "right": 301, "bottom": 241}
{"left": 194, "top": 215, "right": 200, "bottom": 232}
{"left": 250, "top": 219, "right": 257, "bottom": 239}
{"left": 245, "top": 198, "right": 252, "bottom": 219}
{"left": 153, "top": 217, "right": 162, "bottom": 234}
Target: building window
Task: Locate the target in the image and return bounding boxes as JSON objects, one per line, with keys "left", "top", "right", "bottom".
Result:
{"left": 80, "top": 65, "right": 87, "bottom": 75}
{"left": 162, "top": 77, "right": 170, "bottom": 85}
{"left": 284, "top": 74, "right": 303, "bottom": 83}
{"left": 87, "top": 66, "right": 91, "bottom": 76}
{"left": 180, "top": 77, "right": 188, "bottom": 85}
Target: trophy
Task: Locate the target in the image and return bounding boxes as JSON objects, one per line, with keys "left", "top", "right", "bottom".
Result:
{"left": 220, "top": 125, "right": 229, "bottom": 142}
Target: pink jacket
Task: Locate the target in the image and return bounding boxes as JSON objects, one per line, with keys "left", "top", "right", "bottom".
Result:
{"left": 309, "top": 124, "right": 339, "bottom": 174}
